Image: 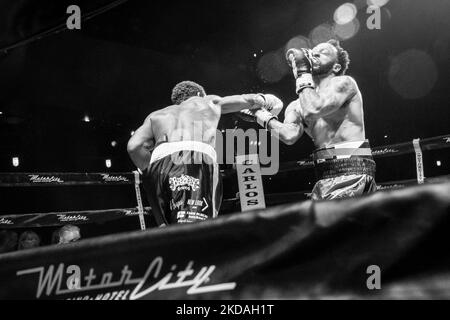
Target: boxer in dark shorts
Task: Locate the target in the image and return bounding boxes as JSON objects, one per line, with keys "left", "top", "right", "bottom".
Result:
{"left": 311, "top": 140, "right": 377, "bottom": 200}
{"left": 143, "top": 141, "right": 222, "bottom": 225}
{"left": 254, "top": 40, "right": 377, "bottom": 200}
{"left": 127, "top": 81, "right": 283, "bottom": 225}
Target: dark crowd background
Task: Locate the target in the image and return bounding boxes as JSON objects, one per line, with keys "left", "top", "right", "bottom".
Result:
{"left": 0, "top": 0, "right": 449, "bottom": 223}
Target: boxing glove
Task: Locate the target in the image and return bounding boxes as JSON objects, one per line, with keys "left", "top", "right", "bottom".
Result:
{"left": 237, "top": 94, "right": 283, "bottom": 129}
{"left": 286, "top": 48, "right": 316, "bottom": 93}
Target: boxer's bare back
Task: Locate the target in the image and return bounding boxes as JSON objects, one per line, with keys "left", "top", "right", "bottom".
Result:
{"left": 150, "top": 95, "right": 221, "bottom": 148}
{"left": 128, "top": 96, "right": 221, "bottom": 170}
{"left": 127, "top": 92, "right": 279, "bottom": 170}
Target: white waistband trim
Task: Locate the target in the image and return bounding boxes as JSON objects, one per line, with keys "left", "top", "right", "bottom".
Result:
{"left": 316, "top": 140, "right": 368, "bottom": 160}
{"left": 150, "top": 141, "right": 217, "bottom": 165}
{"left": 330, "top": 140, "right": 366, "bottom": 149}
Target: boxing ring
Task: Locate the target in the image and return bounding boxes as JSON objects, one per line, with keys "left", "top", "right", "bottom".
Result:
{"left": 1, "top": 134, "right": 450, "bottom": 299}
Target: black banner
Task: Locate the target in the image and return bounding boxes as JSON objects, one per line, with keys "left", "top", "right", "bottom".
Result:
{"left": 0, "top": 181, "right": 449, "bottom": 299}
{"left": 0, "top": 172, "right": 136, "bottom": 187}
{"left": 0, "top": 207, "right": 150, "bottom": 229}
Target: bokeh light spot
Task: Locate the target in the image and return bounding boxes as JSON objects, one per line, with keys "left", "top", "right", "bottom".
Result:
{"left": 388, "top": 50, "right": 438, "bottom": 100}
{"left": 285, "top": 35, "right": 310, "bottom": 52}
{"left": 334, "top": 3, "right": 358, "bottom": 25}
{"left": 333, "top": 18, "right": 360, "bottom": 40}
{"left": 367, "top": 0, "right": 390, "bottom": 7}
{"left": 309, "top": 24, "right": 335, "bottom": 46}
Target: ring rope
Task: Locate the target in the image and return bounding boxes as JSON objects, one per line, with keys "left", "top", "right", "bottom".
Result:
{"left": 0, "top": 134, "right": 449, "bottom": 230}
{"left": 0, "top": 134, "right": 448, "bottom": 186}
{"left": 0, "top": 207, "right": 150, "bottom": 229}
{"left": 2, "top": 176, "right": 450, "bottom": 229}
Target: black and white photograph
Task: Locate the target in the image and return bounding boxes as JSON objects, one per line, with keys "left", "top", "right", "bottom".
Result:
{"left": 0, "top": 0, "right": 450, "bottom": 304}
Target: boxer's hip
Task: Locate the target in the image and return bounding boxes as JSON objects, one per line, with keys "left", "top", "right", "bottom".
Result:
{"left": 314, "top": 157, "right": 376, "bottom": 181}
{"left": 143, "top": 141, "right": 222, "bottom": 225}
{"left": 313, "top": 140, "right": 373, "bottom": 161}
{"left": 311, "top": 140, "right": 377, "bottom": 200}
{"left": 149, "top": 140, "right": 217, "bottom": 166}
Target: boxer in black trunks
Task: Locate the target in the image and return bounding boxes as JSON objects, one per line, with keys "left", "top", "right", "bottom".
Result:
{"left": 242, "top": 40, "right": 377, "bottom": 200}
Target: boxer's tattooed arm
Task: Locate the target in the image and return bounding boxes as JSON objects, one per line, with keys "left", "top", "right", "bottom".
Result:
{"left": 299, "top": 76, "right": 357, "bottom": 121}
{"left": 212, "top": 94, "right": 266, "bottom": 114}
{"left": 127, "top": 115, "right": 154, "bottom": 171}
{"left": 267, "top": 100, "right": 304, "bottom": 145}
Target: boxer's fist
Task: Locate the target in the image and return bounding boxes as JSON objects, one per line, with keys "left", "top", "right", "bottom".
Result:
{"left": 286, "top": 48, "right": 314, "bottom": 78}
{"left": 257, "top": 94, "right": 283, "bottom": 116}
{"left": 237, "top": 108, "right": 278, "bottom": 129}
{"left": 237, "top": 94, "right": 283, "bottom": 129}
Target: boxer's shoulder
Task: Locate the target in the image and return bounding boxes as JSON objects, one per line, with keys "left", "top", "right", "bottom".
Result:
{"left": 205, "top": 94, "right": 221, "bottom": 99}
{"left": 155, "top": 103, "right": 180, "bottom": 113}
{"left": 179, "top": 95, "right": 219, "bottom": 107}
{"left": 202, "top": 95, "right": 223, "bottom": 113}
{"left": 146, "top": 105, "right": 177, "bottom": 122}
{"left": 204, "top": 94, "right": 221, "bottom": 104}
{"left": 332, "top": 75, "right": 358, "bottom": 93}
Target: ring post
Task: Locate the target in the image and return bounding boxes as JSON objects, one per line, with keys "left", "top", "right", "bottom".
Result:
{"left": 133, "top": 170, "right": 146, "bottom": 230}
{"left": 413, "top": 138, "right": 425, "bottom": 185}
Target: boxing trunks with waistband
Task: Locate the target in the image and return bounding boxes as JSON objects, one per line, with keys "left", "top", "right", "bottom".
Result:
{"left": 311, "top": 140, "right": 377, "bottom": 200}
{"left": 142, "top": 141, "right": 222, "bottom": 226}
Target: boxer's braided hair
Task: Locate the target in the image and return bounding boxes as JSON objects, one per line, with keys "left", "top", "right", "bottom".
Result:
{"left": 171, "top": 81, "right": 206, "bottom": 105}
{"left": 327, "top": 39, "right": 350, "bottom": 76}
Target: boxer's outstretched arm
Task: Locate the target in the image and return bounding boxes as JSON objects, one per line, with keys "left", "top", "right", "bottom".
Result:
{"left": 267, "top": 100, "right": 304, "bottom": 145}
{"left": 212, "top": 94, "right": 266, "bottom": 114}
{"left": 299, "top": 76, "right": 357, "bottom": 121}
{"left": 127, "top": 115, "right": 154, "bottom": 171}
